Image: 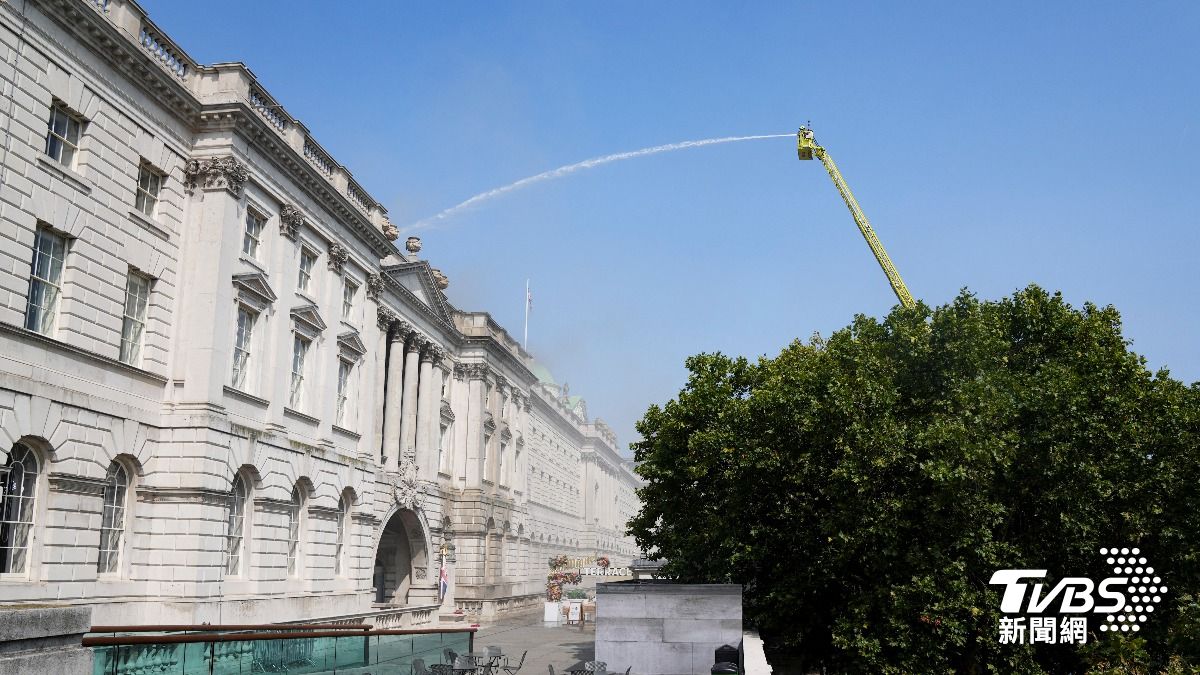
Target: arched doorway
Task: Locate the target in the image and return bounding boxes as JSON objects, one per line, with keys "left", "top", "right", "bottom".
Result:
{"left": 372, "top": 508, "right": 429, "bottom": 605}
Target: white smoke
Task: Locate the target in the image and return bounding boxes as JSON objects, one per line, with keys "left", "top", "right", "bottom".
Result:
{"left": 404, "top": 133, "right": 794, "bottom": 232}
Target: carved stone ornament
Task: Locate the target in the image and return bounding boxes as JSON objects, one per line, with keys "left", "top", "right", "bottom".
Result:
{"left": 183, "top": 156, "right": 249, "bottom": 196}
{"left": 327, "top": 243, "right": 349, "bottom": 273}
{"left": 405, "top": 236, "right": 422, "bottom": 255}
{"left": 453, "top": 362, "right": 489, "bottom": 381}
{"left": 279, "top": 204, "right": 303, "bottom": 240}
{"left": 376, "top": 305, "right": 397, "bottom": 331}
{"left": 431, "top": 268, "right": 449, "bottom": 290}
{"left": 382, "top": 219, "right": 399, "bottom": 241}
{"left": 365, "top": 272, "right": 384, "bottom": 301}
{"left": 406, "top": 334, "right": 428, "bottom": 353}
{"left": 413, "top": 567, "right": 428, "bottom": 580}
{"left": 390, "top": 458, "right": 423, "bottom": 511}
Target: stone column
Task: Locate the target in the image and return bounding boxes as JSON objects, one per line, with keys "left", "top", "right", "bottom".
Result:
{"left": 372, "top": 307, "right": 395, "bottom": 464}
{"left": 461, "top": 365, "right": 487, "bottom": 487}
{"left": 399, "top": 334, "right": 425, "bottom": 463}
{"left": 415, "top": 346, "right": 437, "bottom": 478}
{"left": 382, "top": 320, "right": 410, "bottom": 471}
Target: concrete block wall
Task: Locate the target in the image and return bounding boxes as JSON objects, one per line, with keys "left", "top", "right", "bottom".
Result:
{"left": 596, "top": 582, "right": 743, "bottom": 675}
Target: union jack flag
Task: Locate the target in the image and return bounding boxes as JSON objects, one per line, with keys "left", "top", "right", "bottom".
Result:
{"left": 439, "top": 563, "right": 449, "bottom": 600}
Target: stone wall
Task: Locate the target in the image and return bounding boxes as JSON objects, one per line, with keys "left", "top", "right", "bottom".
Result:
{"left": 0, "top": 605, "right": 92, "bottom": 675}
{"left": 595, "top": 581, "right": 742, "bottom": 675}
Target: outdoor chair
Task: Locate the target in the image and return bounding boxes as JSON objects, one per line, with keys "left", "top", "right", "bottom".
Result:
{"left": 499, "top": 650, "right": 527, "bottom": 674}
{"left": 412, "top": 658, "right": 430, "bottom": 675}
{"left": 445, "top": 649, "right": 459, "bottom": 667}
{"left": 547, "top": 667, "right": 555, "bottom": 675}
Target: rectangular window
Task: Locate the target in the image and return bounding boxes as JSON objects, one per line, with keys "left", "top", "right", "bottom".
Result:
{"left": 119, "top": 271, "right": 151, "bottom": 365}
{"left": 289, "top": 335, "right": 310, "bottom": 409}
{"left": 134, "top": 162, "right": 163, "bottom": 217}
{"left": 298, "top": 249, "right": 315, "bottom": 293}
{"left": 44, "top": 103, "right": 82, "bottom": 167}
{"left": 242, "top": 211, "right": 265, "bottom": 259}
{"left": 336, "top": 359, "right": 353, "bottom": 426}
{"left": 342, "top": 279, "right": 357, "bottom": 320}
{"left": 438, "top": 423, "right": 449, "bottom": 472}
{"left": 231, "top": 307, "right": 256, "bottom": 389}
{"left": 24, "top": 227, "right": 67, "bottom": 335}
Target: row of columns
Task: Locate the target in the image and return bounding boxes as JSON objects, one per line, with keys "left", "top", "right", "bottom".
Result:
{"left": 376, "top": 306, "right": 445, "bottom": 477}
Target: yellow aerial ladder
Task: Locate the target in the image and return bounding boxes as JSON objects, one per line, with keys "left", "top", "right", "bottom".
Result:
{"left": 797, "top": 126, "right": 916, "bottom": 309}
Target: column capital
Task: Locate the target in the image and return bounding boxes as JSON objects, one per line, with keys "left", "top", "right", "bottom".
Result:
{"left": 422, "top": 344, "right": 448, "bottom": 365}
{"left": 376, "top": 306, "right": 397, "bottom": 331}
{"left": 279, "top": 204, "right": 304, "bottom": 240}
{"left": 183, "top": 156, "right": 248, "bottom": 196}
{"left": 407, "top": 334, "right": 428, "bottom": 353}
{"left": 365, "top": 272, "right": 384, "bottom": 301}
{"left": 453, "top": 362, "right": 489, "bottom": 381}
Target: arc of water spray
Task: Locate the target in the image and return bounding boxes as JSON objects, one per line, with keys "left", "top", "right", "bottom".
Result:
{"left": 404, "top": 132, "right": 794, "bottom": 232}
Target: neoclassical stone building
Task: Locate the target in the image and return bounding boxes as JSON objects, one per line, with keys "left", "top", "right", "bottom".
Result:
{"left": 0, "top": 0, "right": 641, "bottom": 625}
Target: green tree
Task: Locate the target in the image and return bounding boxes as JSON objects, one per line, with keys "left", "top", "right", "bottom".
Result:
{"left": 629, "top": 286, "right": 1199, "bottom": 673}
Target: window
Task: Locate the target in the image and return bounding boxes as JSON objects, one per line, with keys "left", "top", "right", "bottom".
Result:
{"left": 242, "top": 211, "right": 265, "bottom": 259}
{"left": 335, "top": 358, "right": 354, "bottom": 427}
{"left": 286, "top": 486, "right": 302, "bottom": 577}
{"left": 440, "top": 370, "right": 450, "bottom": 400}
{"left": 97, "top": 462, "right": 129, "bottom": 574}
{"left": 499, "top": 442, "right": 508, "bottom": 485}
{"left": 341, "top": 279, "right": 357, "bottom": 320}
{"left": 0, "top": 443, "right": 38, "bottom": 574}
{"left": 225, "top": 474, "right": 248, "bottom": 576}
{"left": 44, "top": 102, "right": 82, "bottom": 167}
{"left": 120, "top": 271, "right": 151, "bottom": 365}
{"left": 438, "top": 423, "right": 449, "bottom": 472}
{"left": 25, "top": 227, "right": 67, "bottom": 335}
{"left": 289, "top": 336, "right": 310, "bottom": 410}
{"left": 298, "top": 249, "right": 315, "bottom": 293}
{"left": 134, "top": 162, "right": 163, "bottom": 217}
{"left": 334, "top": 493, "right": 348, "bottom": 577}
{"left": 231, "top": 307, "right": 256, "bottom": 390}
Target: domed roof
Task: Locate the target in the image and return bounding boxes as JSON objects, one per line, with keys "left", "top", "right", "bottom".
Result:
{"left": 528, "top": 361, "right": 557, "bottom": 385}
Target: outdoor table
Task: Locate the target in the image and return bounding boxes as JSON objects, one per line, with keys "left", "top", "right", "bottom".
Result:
{"left": 564, "top": 662, "right": 589, "bottom": 675}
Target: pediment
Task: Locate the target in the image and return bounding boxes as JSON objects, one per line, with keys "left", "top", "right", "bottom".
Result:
{"left": 337, "top": 331, "right": 367, "bottom": 358}
{"left": 291, "top": 303, "right": 327, "bottom": 337}
{"left": 382, "top": 261, "right": 455, "bottom": 326}
{"left": 233, "top": 272, "right": 277, "bottom": 307}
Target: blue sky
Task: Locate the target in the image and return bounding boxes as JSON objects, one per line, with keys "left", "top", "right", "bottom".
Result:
{"left": 144, "top": 1, "right": 1200, "bottom": 451}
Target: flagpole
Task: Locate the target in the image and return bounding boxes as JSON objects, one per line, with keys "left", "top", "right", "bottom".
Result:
{"left": 524, "top": 278, "right": 530, "bottom": 351}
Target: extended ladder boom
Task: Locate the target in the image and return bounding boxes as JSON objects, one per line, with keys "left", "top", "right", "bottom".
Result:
{"left": 797, "top": 128, "right": 916, "bottom": 309}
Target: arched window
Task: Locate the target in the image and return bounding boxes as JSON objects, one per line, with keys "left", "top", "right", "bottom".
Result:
{"left": 334, "top": 492, "right": 349, "bottom": 577}
{"left": 0, "top": 443, "right": 39, "bottom": 574}
{"left": 225, "top": 474, "right": 249, "bottom": 576}
{"left": 97, "top": 462, "right": 130, "bottom": 574}
{"left": 286, "top": 486, "right": 302, "bottom": 577}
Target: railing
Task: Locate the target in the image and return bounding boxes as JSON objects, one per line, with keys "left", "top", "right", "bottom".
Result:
{"left": 346, "top": 181, "right": 371, "bottom": 213}
{"left": 250, "top": 86, "right": 288, "bottom": 132}
{"left": 84, "top": 626, "right": 476, "bottom": 675}
{"left": 304, "top": 137, "right": 335, "bottom": 177}
{"left": 138, "top": 24, "right": 190, "bottom": 79}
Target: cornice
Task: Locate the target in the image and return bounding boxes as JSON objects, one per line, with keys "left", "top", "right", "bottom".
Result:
{"left": 197, "top": 108, "right": 396, "bottom": 259}
{"left": 379, "top": 268, "right": 463, "bottom": 342}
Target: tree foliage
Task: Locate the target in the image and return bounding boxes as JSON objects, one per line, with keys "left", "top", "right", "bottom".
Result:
{"left": 628, "top": 286, "right": 1200, "bottom": 673}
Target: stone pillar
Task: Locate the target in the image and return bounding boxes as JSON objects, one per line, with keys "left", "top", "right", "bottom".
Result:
{"left": 372, "top": 307, "right": 395, "bottom": 464}
{"left": 462, "top": 366, "right": 486, "bottom": 487}
{"left": 415, "top": 346, "right": 437, "bottom": 478}
{"left": 399, "top": 335, "right": 424, "bottom": 463}
{"left": 382, "top": 321, "right": 410, "bottom": 471}
{"left": 439, "top": 543, "right": 457, "bottom": 612}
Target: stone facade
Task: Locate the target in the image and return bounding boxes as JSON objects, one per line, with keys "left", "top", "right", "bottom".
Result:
{"left": 0, "top": 0, "right": 641, "bottom": 625}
